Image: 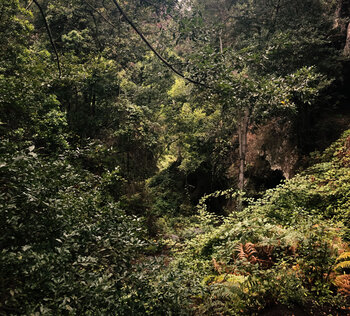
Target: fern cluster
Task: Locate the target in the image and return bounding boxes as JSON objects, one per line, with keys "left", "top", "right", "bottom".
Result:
{"left": 334, "top": 251, "right": 350, "bottom": 296}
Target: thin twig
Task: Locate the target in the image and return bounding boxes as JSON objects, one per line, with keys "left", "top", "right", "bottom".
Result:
{"left": 82, "top": 0, "right": 117, "bottom": 28}
{"left": 26, "top": 0, "right": 34, "bottom": 10}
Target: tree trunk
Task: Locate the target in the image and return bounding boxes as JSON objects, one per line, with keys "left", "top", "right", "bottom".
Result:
{"left": 219, "top": 34, "right": 223, "bottom": 54}
{"left": 91, "top": 91, "right": 96, "bottom": 115}
{"left": 238, "top": 110, "right": 249, "bottom": 192}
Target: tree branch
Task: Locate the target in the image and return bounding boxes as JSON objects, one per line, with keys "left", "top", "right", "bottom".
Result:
{"left": 26, "top": 0, "right": 34, "bottom": 10}
{"left": 82, "top": 0, "right": 117, "bottom": 29}
{"left": 32, "top": 0, "right": 61, "bottom": 78}
{"left": 110, "top": 0, "right": 207, "bottom": 87}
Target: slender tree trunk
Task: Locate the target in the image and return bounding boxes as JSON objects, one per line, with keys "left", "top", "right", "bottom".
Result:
{"left": 238, "top": 110, "right": 249, "bottom": 192}
{"left": 238, "top": 124, "right": 243, "bottom": 191}
{"left": 91, "top": 91, "right": 96, "bottom": 115}
{"left": 219, "top": 34, "right": 223, "bottom": 54}
{"left": 237, "top": 110, "right": 249, "bottom": 211}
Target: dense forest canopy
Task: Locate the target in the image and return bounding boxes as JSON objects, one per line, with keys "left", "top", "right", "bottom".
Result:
{"left": 1, "top": 0, "right": 350, "bottom": 314}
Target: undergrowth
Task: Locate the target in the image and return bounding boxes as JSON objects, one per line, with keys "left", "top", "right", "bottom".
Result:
{"left": 157, "top": 129, "right": 350, "bottom": 315}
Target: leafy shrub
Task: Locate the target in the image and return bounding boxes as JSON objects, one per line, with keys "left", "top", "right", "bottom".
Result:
{"left": 0, "top": 145, "right": 148, "bottom": 314}
{"left": 147, "top": 162, "right": 191, "bottom": 216}
{"left": 161, "top": 131, "right": 350, "bottom": 314}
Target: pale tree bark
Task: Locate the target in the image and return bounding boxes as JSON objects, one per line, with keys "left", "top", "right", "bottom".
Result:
{"left": 219, "top": 34, "right": 223, "bottom": 54}
{"left": 237, "top": 109, "right": 249, "bottom": 192}
{"left": 237, "top": 109, "right": 249, "bottom": 211}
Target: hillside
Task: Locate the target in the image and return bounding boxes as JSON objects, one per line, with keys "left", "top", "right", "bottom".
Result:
{"left": 155, "top": 129, "right": 350, "bottom": 315}
{"left": 1, "top": 0, "right": 350, "bottom": 315}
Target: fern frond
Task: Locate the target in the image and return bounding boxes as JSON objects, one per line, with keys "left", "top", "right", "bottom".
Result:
{"left": 334, "top": 260, "right": 350, "bottom": 271}
{"left": 259, "top": 245, "right": 274, "bottom": 256}
{"left": 212, "top": 258, "right": 222, "bottom": 273}
{"left": 235, "top": 243, "right": 246, "bottom": 261}
{"left": 336, "top": 251, "right": 350, "bottom": 262}
{"left": 245, "top": 242, "right": 257, "bottom": 257}
{"left": 235, "top": 243, "right": 257, "bottom": 262}
{"left": 335, "top": 275, "right": 350, "bottom": 296}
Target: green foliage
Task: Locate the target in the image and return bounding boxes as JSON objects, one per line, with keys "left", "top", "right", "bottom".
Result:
{"left": 154, "top": 130, "right": 350, "bottom": 314}
{"left": 335, "top": 252, "right": 350, "bottom": 272}
{"left": 148, "top": 162, "right": 190, "bottom": 216}
{"left": 161, "top": 76, "right": 222, "bottom": 175}
{"left": 0, "top": 144, "right": 150, "bottom": 314}
{"left": 31, "top": 107, "right": 70, "bottom": 152}
{"left": 1, "top": 0, "right": 349, "bottom": 314}
{"left": 246, "top": 130, "right": 350, "bottom": 239}
{"left": 297, "top": 226, "right": 337, "bottom": 302}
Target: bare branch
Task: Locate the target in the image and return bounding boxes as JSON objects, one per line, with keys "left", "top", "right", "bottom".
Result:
{"left": 25, "top": 0, "right": 34, "bottom": 10}
{"left": 110, "top": 0, "right": 207, "bottom": 87}
{"left": 32, "top": 0, "right": 61, "bottom": 78}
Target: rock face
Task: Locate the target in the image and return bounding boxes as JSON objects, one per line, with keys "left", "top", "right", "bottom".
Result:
{"left": 334, "top": 0, "right": 350, "bottom": 55}
{"left": 345, "top": 22, "right": 350, "bottom": 55}
{"left": 247, "top": 119, "right": 298, "bottom": 181}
